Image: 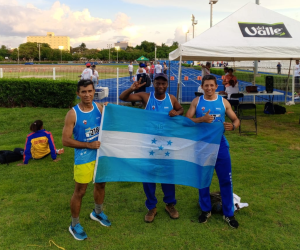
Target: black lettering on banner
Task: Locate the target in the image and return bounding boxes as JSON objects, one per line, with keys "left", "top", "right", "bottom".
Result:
{"left": 238, "top": 22, "right": 292, "bottom": 38}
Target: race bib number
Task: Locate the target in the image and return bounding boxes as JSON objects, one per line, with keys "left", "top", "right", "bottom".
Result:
{"left": 85, "top": 126, "right": 100, "bottom": 141}
{"left": 212, "top": 114, "right": 222, "bottom": 122}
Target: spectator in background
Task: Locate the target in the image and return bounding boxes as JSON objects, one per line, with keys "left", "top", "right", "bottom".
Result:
{"left": 19, "top": 120, "right": 64, "bottom": 165}
{"left": 155, "top": 61, "right": 162, "bottom": 76}
{"left": 163, "top": 62, "right": 168, "bottom": 75}
{"left": 224, "top": 67, "right": 229, "bottom": 76}
{"left": 201, "top": 62, "right": 211, "bottom": 77}
{"left": 136, "top": 62, "right": 146, "bottom": 74}
{"left": 91, "top": 65, "right": 99, "bottom": 88}
{"left": 222, "top": 68, "right": 237, "bottom": 88}
{"left": 144, "top": 63, "right": 150, "bottom": 75}
{"left": 150, "top": 61, "right": 155, "bottom": 82}
{"left": 128, "top": 62, "right": 134, "bottom": 82}
{"left": 147, "top": 62, "right": 150, "bottom": 75}
{"left": 277, "top": 62, "right": 282, "bottom": 75}
{"left": 80, "top": 63, "right": 93, "bottom": 80}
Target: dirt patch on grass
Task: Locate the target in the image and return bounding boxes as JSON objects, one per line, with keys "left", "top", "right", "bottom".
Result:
{"left": 289, "top": 144, "right": 300, "bottom": 151}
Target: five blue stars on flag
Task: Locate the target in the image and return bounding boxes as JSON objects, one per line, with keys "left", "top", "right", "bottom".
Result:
{"left": 149, "top": 138, "right": 172, "bottom": 157}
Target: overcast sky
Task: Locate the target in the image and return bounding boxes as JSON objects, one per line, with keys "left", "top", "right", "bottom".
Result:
{"left": 0, "top": 0, "right": 299, "bottom": 49}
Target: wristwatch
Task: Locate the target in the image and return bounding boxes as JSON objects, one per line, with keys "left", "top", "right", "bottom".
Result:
{"left": 232, "top": 123, "right": 235, "bottom": 131}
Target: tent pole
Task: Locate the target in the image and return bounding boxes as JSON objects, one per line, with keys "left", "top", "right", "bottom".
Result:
{"left": 284, "top": 59, "right": 292, "bottom": 104}
{"left": 168, "top": 60, "right": 171, "bottom": 95}
{"left": 177, "top": 55, "right": 182, "bottom": 102}
{"left": 253, "top": 66, "right": 255, "bottom": 104}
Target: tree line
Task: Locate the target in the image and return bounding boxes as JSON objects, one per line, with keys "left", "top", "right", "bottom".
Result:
{"left": 0, "top": 41, "right": 179, "bottom": 62}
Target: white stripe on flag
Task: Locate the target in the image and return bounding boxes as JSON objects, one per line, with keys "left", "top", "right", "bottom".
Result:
{"left": 99, "top": 131, "right": 219, "bottom": 166}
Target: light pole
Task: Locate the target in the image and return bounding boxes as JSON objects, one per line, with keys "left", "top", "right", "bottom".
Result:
{"left": 17, "top": 47, "right": 19, "bottom": 64}
{"left": 182, "top": 26, "right": 189, "bottom": 42}
{"left": 107, "top": 44, "right": 112, "bottom": 63}
{"left": 155, "top": 45, "right": 157, "bottom": 62}
{"left": 115, "top": 46, "right": 120, "bottom": 63}
{"left": 59, "top": 46, "right": 64, "bottom": 63}
{"left": 191, "top": 14, "right": 198, "bottom": 38}
{"left": 209, "top": 0, "right": 218, "bottom": 27}
{"left": 37, "top": 43, "right": 41, "bottom": 62}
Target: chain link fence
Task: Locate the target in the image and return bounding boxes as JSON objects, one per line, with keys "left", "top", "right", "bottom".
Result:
{"left": 0, "top": 61, "right": 298, "bottom": 105}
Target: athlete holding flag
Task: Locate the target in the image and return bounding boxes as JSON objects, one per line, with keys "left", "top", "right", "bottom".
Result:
{"left": 186, "top": 74, "right": 240, "bottom": 229}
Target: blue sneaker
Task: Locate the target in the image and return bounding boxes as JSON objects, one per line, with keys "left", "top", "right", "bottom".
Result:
{"left": 90, "top": 209, "right": 111, "bottom": 227}
{"left": 69, "top": 223, "right": 88, "bottom": 241}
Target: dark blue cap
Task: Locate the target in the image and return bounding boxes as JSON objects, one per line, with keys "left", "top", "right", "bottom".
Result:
{"left": 154, "top": 73, "right": 168, "bottom": 81}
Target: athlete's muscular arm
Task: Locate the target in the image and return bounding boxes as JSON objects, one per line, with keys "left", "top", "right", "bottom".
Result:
{"left": 169, "top": 95, "right": 184, "bottom": 117}
{"left": 223, "top": 99, "right": 240, "bottom": 131}
{"left": 185, "top": 97, "right": 214, "bottom": 123}
{"left": 119, "top": 78, "right": 149, "bottom": 105}
{"left": 62, "top": 109, "right": 100, "bottom": 149}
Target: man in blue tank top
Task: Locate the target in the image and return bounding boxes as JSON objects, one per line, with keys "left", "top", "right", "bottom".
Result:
{"left": 186, "top": 75, "right": 241, "bottom": 229}
{"left": 120, "top": 73, "right": 184, "bottom": 223}
{"left": 62, "top": 80, "right": 111, "bottom": 241}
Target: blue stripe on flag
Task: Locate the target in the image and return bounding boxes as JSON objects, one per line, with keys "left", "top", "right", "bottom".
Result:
{"left": 94, "top": 157, "right": 215, "bottom": 189}
{"left": 102, "top": 104, "right": 223, "bottom": 144}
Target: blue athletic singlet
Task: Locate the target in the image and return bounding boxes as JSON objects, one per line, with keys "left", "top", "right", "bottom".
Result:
{"left": 196, "top": 95, "right": 228, "bottom": 146}
{"left": 143, "top": 91, "right": 176, "bottom": 210}
{"left": 72, "top": 102, "right": 101, "bottom": 165}
{"left": 196, "top": 95, "right": 225, "bottom": 123}
{"left": 196, "top": 95, "right": 234, "bottom": 217}
{"left": 145, "top": 92, "right": 173, "bottom": 114}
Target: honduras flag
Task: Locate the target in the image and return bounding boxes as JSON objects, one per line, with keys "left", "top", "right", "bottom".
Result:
{"left": 94, "top": 104, "right": 223, "bottom": 189}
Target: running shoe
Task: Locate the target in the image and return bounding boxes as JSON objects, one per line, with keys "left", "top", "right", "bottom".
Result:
{"left": 69, "top": 223, "right": 87, "bottom": 241}
{"left": 90, "top": 209, "right": 111, "bottom": 227}
{"left": 198, "top": 211, "right": 211, "bottom": 223}
{"left": 223, "top": 215, "right": 239, "bottom": 229}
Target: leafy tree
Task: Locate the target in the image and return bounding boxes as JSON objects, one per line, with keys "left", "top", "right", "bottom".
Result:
{"left": 79, "top": 43, "right": 87, "bottom": 52}
{"left": 19, "top": 42, "right": 39, "bottom": 60}
{"left": 0, "top": 45, "right": 10, "bottom": 58}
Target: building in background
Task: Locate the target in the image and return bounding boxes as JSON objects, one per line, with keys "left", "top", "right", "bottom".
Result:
{"left": 114, "top": 41, "right": 130, "bottom": 50}
{"left": 27, "top": 32, "right": 70, "bottom": 51}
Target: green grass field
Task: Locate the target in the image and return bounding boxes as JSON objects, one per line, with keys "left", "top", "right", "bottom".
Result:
{"left": 0, "top": 104, "right": 300, "bottom": 250}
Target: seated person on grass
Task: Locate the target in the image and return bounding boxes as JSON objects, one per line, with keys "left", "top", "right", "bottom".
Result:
{"left": 18, "top": 120, "right": 63, "bottom": 165}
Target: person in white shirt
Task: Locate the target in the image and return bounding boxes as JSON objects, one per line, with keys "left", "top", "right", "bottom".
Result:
{"left": 225, "top": 82, "right": 239, "bottom": 100}
{"left": 91, "top": 65, "right": 99, "bottom": 88}
{"left": 154, "top": 61, "right": 162, "bottom": 75}
{"left": 201, "top": 62, "right": 211, "bottom": 77}
{"left": 197, "top": 85, "right": 204, "bottom": 94}
{"left": 294, "top": 60, "right": 300, "bottom": 96}
{"left": 128, "top": 62, "right": 134, "bottom": 82}
{"left": 80, "top": 63, "right": 93, "bottom": 81}
{"left": 136, "top": 63, "right": 146, "bottom": 74}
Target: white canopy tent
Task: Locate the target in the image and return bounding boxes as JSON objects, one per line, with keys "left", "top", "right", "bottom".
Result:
{"left": 169, "top": 2, "right": 300, "bottom": 61}
{"left": 169, "top": 2, "right": 300, "bottom": 104}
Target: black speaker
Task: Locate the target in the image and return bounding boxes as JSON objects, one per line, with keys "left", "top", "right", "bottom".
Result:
{"left": 266, "top": 76, "right": 274, "bottom": 93}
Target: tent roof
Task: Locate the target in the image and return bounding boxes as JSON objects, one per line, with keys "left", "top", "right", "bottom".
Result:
{"left": 169, "top": 2, "right": 300, "bottom": 61}
{"left": 136, "top": 56, "right": 149, "bottom": 61}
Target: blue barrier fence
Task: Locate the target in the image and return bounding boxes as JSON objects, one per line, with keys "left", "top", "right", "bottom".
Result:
{"left": 96, "top": 65, "right": 297, "bottom": 105}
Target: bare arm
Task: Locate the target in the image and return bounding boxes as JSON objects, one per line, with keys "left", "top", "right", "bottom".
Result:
{"left": 119, "top": 78, "right": 149, "bottom": 105}
{"left": 223, "top": 98, "right": 240, "bottom": 131}
{"left": 62, "top": 109, "right": 100, "bottom": 149}
{"left": 169, "top": 95, "right": 184, "bottom": 117}
{"left": 185, "top": 97, "right": 214, "bottom": 123}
